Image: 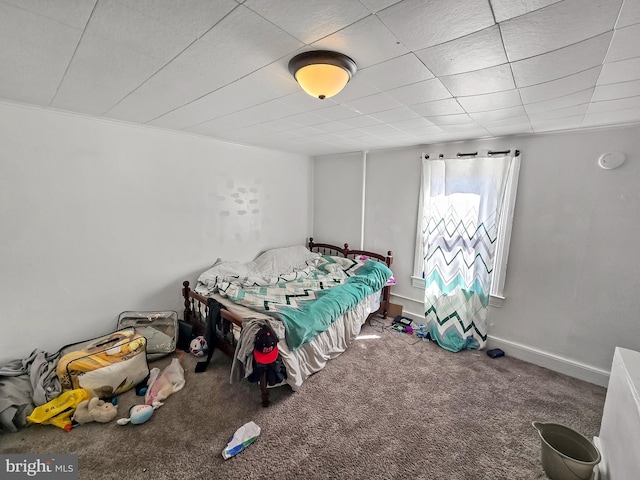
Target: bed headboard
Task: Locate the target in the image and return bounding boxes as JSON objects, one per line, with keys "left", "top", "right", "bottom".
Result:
{"left": 308, "top": 237, "right": 393, "bottom": 268}
{"left": 308, "top": 237, "right": 393, "bottom": 319}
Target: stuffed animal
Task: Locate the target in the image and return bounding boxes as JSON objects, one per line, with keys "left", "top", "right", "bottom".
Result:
{"left": 72, "top": 397, "right": 118, "bottom": 425}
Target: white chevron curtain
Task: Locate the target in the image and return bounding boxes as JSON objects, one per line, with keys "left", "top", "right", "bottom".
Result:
{"left": 418, "top": 154, "right": 513, "bottom": 352}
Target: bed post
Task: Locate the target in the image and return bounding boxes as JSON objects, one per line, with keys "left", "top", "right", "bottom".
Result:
{"left": 182, "top": 280, "right": 192, "bottom": 324}
{"left": 258, "top": 371, "right": 269, "bottom": 407}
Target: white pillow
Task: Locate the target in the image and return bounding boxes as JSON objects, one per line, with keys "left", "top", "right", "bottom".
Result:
{"left": 254, "top": 245, "right": 321, "bottom": 275}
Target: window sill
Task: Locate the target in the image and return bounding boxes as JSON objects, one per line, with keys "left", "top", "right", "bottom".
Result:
{"left": 410, "top": 276, "right": 505, "bottom": 308}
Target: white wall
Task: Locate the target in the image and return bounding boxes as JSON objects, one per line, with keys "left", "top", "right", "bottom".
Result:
{"left": 0, "top": 102, "right": 312, "bottom": 364}
{"left": 314, "top": 124, "right": 640, "bottom": 385}
{"left": 312, "top": 151, "right": 364, "bottom": 248}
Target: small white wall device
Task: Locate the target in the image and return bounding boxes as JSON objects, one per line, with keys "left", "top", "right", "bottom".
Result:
{"left": 598, "top": 152, "right": 626, "bottom": 169}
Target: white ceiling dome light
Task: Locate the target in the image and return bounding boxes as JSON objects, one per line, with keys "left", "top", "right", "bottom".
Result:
{"left": 288, "top": 50, "right": 357, "bottom": 100}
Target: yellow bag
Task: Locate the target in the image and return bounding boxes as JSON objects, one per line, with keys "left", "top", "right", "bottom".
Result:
{"left": 56, "top": 329, "right": 149, "bottom": 399}
{"left": 26, "top": 389, "right": 91, "bottom": 431}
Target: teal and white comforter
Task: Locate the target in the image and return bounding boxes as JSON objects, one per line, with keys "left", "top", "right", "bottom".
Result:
{"left": 198, "top": 254, "right": 392, "bottom": 350}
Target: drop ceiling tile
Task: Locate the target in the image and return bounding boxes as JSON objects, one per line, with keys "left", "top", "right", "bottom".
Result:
{"left": 357, "top": 54, "right": 434, "bottom": 91}
{"left": 500, "top": 0, "right": 622, "bottom": 62}
{"left": 0, "top": 2, "right": 83, "bottom": 52}
{"left": 531, "top": 115, "right": 585, "bottom": 132}
{"left": 277, "top": 91, "right": 340, "bottom": 112}
{"left": 149, "top": 69, "right": 293, "bottom": 129}
{"left": 582, "top": 108, "right": 640, "bottom": 127}
{"left": 52, "top": 33, "right": 166, "bottom": 116}
{"left": 485, "top": 122, "right": 533, "bottom": 136}
{"left": 389, "top": 117, "right": 436, "bottom": 130}
{"left": 411, "top": 98, "right": 465, "bottom": 117}
{"left": 606, "top": 23, "right": 640, "bottom": 63}
{"left": 287, "top": 126, "right": 326, "bottom": 137}
{"left": 333, "top": 128, "right": 371, "bottom": 138}
{"left": 525, "top": 88, "right": 594, "bottom": 113}
{"left": 342, "top": 92, "right": 403, "bottom": 115}
{"left": 86, "top": 0, "right": 209, "bottom": 60}
{"left": 415, "top": 26, "right": 507, "bottom": 76}
{"left": 312, "top": 15, "right": 408, "bottom": 69}
{"left": 0, "top": 2, "right": 84, "bottom": 105}
{"left": 425, "top": 113, "right": 474, "bottom": 126}
{"left": 592, "top": 79, "right": 640, "bottom": 102}
{"left": 386, "top": 79, "right": 453, "bottom": 107}
{"left": 479, "top": 115, "right": 532, "bottom": 128}
{"left": 105, "top": 6, "right": 302, "bottom": 123}
{"left": 281, "top": 111, "right": 329, "bottom": 127}
{"left": 358, "top": 123, "right": 402, "bottom": 135}
{"left": 377, "top": 0, "right": 494, "bottom": 51}
{"left": 2, "top": 0, "right": 95, "bottom": 29}
{"left": 369, "top": 107, "right": 419, "bottom": 123}
{"left": 123, "top": 0, "right": 241, "bottom": 38}
{"left": 469, "top": 105, "right": 527, "bottom": 122}
{"left": 440, "top": 64, "right": 515, "bottom": 96}
{"left": 187, "top": 99, "right": 302, "bottom": 135}
{"left": 258, "top": 130, "right": 305, "bottom": 141}
{"left": 587, "top": 95, "right": 640, "bottom": 114}
{"left": 54, "top": 0, "right": 240, "bottom": 116}
{"left": 598, "top": 57, "right": 640, "bottom": 85}
{"left": 339, "top": 115, "right": 382, "bottom": 128}
{"left": 224, "top": 122, "right": 282, "bottom": 140}
{"left": 617, "top": 0, "right": 640, "bottom": 28}
{"left": 511, "top": 32, "right": 612, "bottom": 87}
{"left": 314, "top": 104, "right": 362, "bottom": 121}
{"left": 331, "top": 75, "right": 381, "bottom": 102}
{"left": 457, "top": 89, "right": 522, "bottom": 113}
{"left": 311, "top": 121, "right": 352, "bottom": 133}
{"left": 0, "top": 40, "right": 69, "bottom": 106}
{"left": 359, "top": 0, "right": 402, "bottom": 13}
{"left": 518, "top": 66, "right": 601, "bottom": 104}
{"left": 243, "top": 0, "right": 369, "bottom": 44}
{"left": 445, "top": 128, "right": 490, "bottom": 141}
{"left": 405, "top": 125, "right": 446, "bottom": 137}
{"left": 490, "top": 0, "right": 563, "bottom": 23}
{"left": 528, "top": 103, "right": 589, "bottom": 121}
{"left": 248, "top": 68, "right": 308, "bottom": 101}
{"left": 310, "top": 133, "right": 348, "bottom": 144}
{"left": 260, "top": 118, "right": 306, "bottom": 131}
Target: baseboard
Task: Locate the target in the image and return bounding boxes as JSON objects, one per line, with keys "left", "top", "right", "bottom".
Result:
{"left": 487, "top": 336, "right": 610, "bottom": 387}
{"left": 400, "top": 309, "right": 610, "bottom": 387}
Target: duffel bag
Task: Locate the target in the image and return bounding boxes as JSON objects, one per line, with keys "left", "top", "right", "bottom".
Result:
{"left": 56, "top": 329, "right": 148, "bottom": 399}
{"left": 116, "top": 311, "right": 177, "bottom": 361}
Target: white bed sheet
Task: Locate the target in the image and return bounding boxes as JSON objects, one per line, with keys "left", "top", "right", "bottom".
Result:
{"left": 212, "top": 291, "right": 380, "bottom": 391}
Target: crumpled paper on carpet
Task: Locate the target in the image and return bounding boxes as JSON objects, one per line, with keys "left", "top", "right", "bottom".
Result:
{"left": 222, "top": 421, "right": 261, "bottom": 459}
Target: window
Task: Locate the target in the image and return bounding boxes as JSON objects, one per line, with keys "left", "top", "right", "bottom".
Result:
{"left": 412, "top": 152, "right": 521, "bottom": 307}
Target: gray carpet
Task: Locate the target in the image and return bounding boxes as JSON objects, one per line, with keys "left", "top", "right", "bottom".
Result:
{"left": 0, "top": 319, "right": 607, "bottom": 480}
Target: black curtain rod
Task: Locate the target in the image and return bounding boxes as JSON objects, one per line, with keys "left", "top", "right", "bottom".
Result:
{"left": 423, "top": 150, "right": 520, "bottom": 159}
{"left": 488, "top": 149, "right": 521, "bottom": 157}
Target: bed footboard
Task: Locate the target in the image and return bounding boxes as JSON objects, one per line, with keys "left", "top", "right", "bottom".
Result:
{"left": 182, "top": 281, "right": 242, "bottom": 358}
{"left": 182, "top": 281, "right": 271, "bottom": 407}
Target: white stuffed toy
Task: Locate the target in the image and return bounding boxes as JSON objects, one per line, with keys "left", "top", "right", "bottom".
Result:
{"left": 72, "top": 397, "right": 118, "bottom": 425}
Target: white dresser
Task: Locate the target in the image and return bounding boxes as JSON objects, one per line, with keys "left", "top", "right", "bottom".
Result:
{"left": 594, "top": 347, "right": 640, "bottom": 480}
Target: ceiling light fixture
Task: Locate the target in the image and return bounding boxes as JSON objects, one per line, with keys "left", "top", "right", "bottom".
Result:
{"left": 288, "top": 50, "right": 357, "bottom": 100}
